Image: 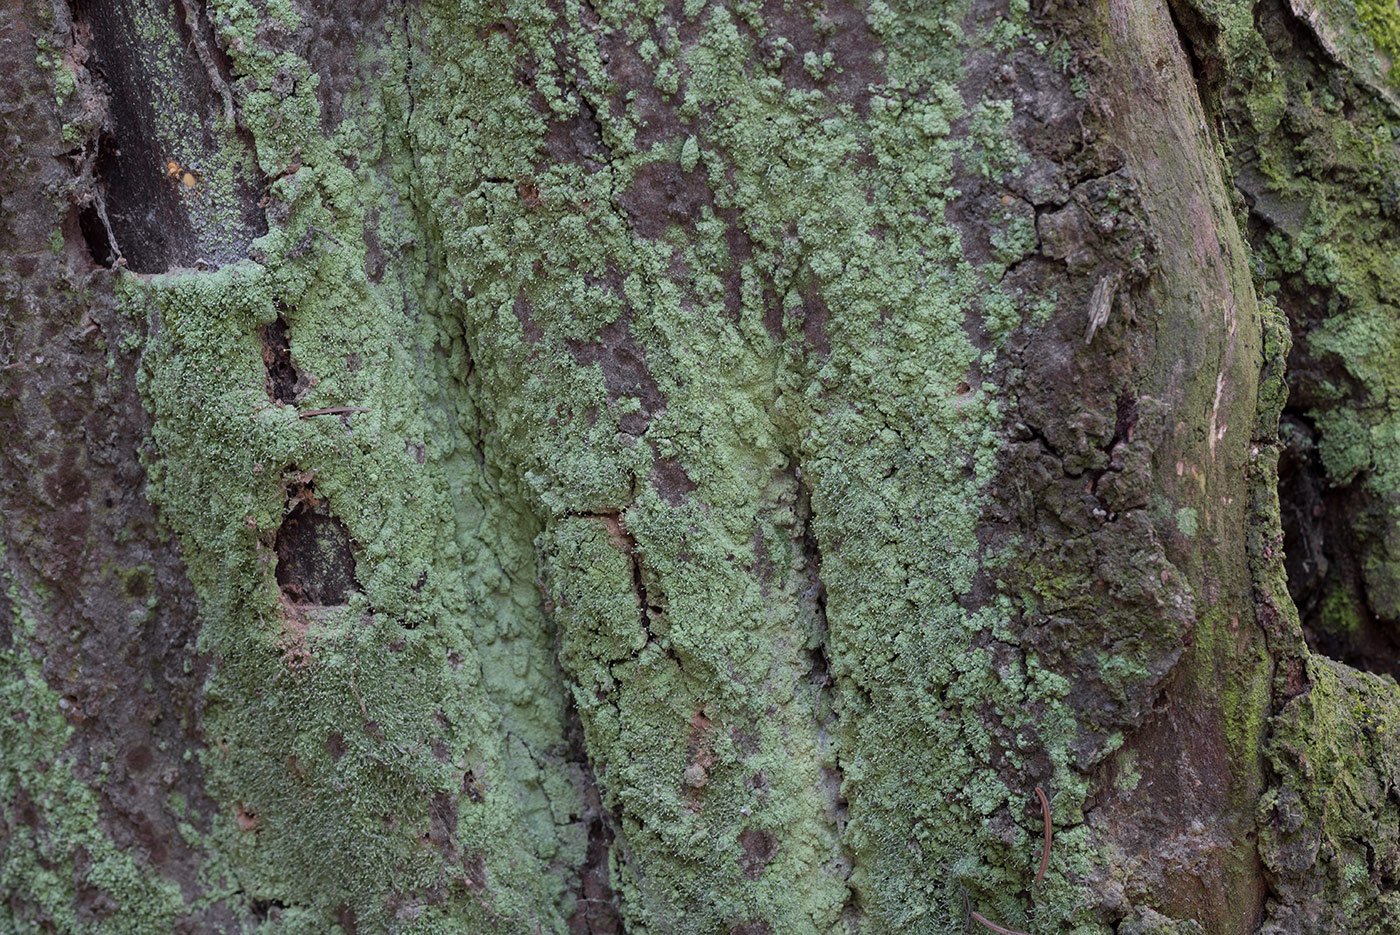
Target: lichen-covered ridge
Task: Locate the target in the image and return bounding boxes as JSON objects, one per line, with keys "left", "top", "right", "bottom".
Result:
{"left": 7, "top": 0, "right": 1400, "bottom": 931}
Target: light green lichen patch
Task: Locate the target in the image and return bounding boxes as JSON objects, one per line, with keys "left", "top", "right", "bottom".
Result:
{"left": 121, "top": 7, "right": 590, "bottom": 930}
{"left": 399, "top": 0, "right": 1106, "bottom": 927}
{"left": 102, "top": 0, "right": 1181, "bottom": 929}
{"left": 1173, "top": 507, "right": 1198, "bottom": 538}
{"left": 0, "top": 561, "right": 186, "bottom": 934}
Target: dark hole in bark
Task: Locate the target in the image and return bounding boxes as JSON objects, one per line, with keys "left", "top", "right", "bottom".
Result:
{"left": 462, "top": 770, "right": 484, "bottom": 803}
{"left": 67, "top": 2, "right": 182, "bottom": 273}
{"left": 1110, "top": 389, "right": 1139, "bottom": 449}
{"left": 1278, "top": 411, "right": 1400, "bottom": 678}
{"left": 274, "top": 479, "right": 360, "bottom": 605}
{"left": 1164, "top": 0, "right": 1222, "bottom": 112}
{"left": 77, "top": 201, "right": 116, "bottom": 267}
{"left": 260, "top": 316, "right": 303, "bottom": 404}
{"left": 250, "top": 899, "right": 287, "bottom": 922}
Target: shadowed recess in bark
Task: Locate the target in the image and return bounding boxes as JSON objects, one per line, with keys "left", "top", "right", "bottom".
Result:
{"left": 1221, "top": 0, "right": 1400, "bottom": 683}
{"left": 565, "top": 700, "right": 622, "bottom": 935}
{"left": 259, "top": 315, "right": 307, "bottom": 405}
{"left": 66, "top": 0, "right": 265, "bottom": 272}
{"left": 274, "top": 476, "right": 361, "bottom": 606}
{"left": 1278, "top": 410, "right": 1400, "bottom": 678}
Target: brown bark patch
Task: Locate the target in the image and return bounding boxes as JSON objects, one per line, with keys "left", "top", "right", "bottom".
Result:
{"left": 566, "top": 314, "right": 666, "bottom": 436}
{"left": 618, "top": 162, "right": 714, "bottom": 241}
{"left": 737, "top": 828, "right": 778, "bottom": 880}
{"left": 730, "top": 922, "right": 772, "bottom": 935}
{"left": 649, "top": 455, "right": 697, "bottom": 506}
{"left": 753, "top": 0, "right": 881, "bottom": 113}
{"left": 274, "top": 477, "right": 360, "bottom": 606}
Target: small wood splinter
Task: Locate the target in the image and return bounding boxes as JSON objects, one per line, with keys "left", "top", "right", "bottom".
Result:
{"left": 298, "top": 406, "right": 370, "bottom": 419}
{"left": 1084, "top": 271, "right": 1121, "bottom": 344}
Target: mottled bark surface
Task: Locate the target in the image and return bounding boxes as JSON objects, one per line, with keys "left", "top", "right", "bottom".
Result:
{"left": 3, "top": 0, "right": 1400, "bottom": 932}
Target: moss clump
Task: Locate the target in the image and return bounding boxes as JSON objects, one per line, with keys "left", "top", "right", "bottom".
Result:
{"left": 1355, "top": 0, "right": 1400, "bottom": 77}
{"left": 1259, "top": 657, "right": 1400, "bottom": 930}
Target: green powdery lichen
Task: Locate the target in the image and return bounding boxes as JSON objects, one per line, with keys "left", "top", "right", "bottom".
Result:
{"left": 1353, "top": 0, "right": 1400, "bottom": 83}
{"left": 1, "top": 557, "right": 186, "bottom": 934}
{"left": 109, "top": 0, "right": 1129, "bottom": 931}
{"left": 411, "top": 0, "right": 1099, "bottom": 929}
{"left": 120, "top": 5, "right": 591, "bottom": 929}
{"left": 1173, "top": 507, "right": 1198, "bottom": 538}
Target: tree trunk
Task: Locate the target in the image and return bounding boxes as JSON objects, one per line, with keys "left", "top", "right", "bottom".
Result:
{"left": 3, "top": 0, "right": 1399, "bottom": 931}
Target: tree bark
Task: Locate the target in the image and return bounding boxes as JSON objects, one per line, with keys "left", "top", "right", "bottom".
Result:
{"left": 3, "top": 0, "right": 1399, "bottom": 932}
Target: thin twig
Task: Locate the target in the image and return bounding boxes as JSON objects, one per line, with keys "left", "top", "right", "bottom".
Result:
{"left": 307, "top": 224, "right": 343, "bottom": 247}
{"left": 298, "top": 406, "right": 370, "bottom": 418}
{"left": 969, "top": 910, "right": 1031, "bottom": 935}
{"left": 1035, "top": 786, "right": 1052, "bottom": 884}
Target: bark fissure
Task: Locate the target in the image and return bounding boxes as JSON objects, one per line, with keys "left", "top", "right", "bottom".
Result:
{"left": 794, "top": 461, "right": 857, "bottom": 917}
{"left": 564, "top": 701, "right": 624, "bottom": 935}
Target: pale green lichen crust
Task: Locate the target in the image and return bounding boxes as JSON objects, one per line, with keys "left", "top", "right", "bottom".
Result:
{"left": 119, "top": 0, "right": 1100, "bottom": 929}
{"left": 8, "top": 0, "right": 1313, "bottom": 931}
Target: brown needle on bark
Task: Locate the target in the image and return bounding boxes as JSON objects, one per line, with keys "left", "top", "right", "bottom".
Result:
{"left": 1035, "top": 786, "right": 1052, "bottom": 884}
{"left": 969, "top": 910, "right": 1031, "bottom": 935}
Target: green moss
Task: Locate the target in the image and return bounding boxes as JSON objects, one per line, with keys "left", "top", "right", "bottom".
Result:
{"left": 1317, "top": 581, "right": 1366, "bottom": 637}
{"left": 1260, "top": 657, "right": 1400, "bottom": 928}
{"left": 1355, "top": 0, "right": 1400, "bottom": 78}
{"left": 1214, "top": 0, "right": 1400, "bottom": 627}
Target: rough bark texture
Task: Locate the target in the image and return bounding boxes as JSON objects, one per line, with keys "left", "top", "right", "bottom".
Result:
{"left": 3, "top": 0, "right": 1400, "bottom": 932}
